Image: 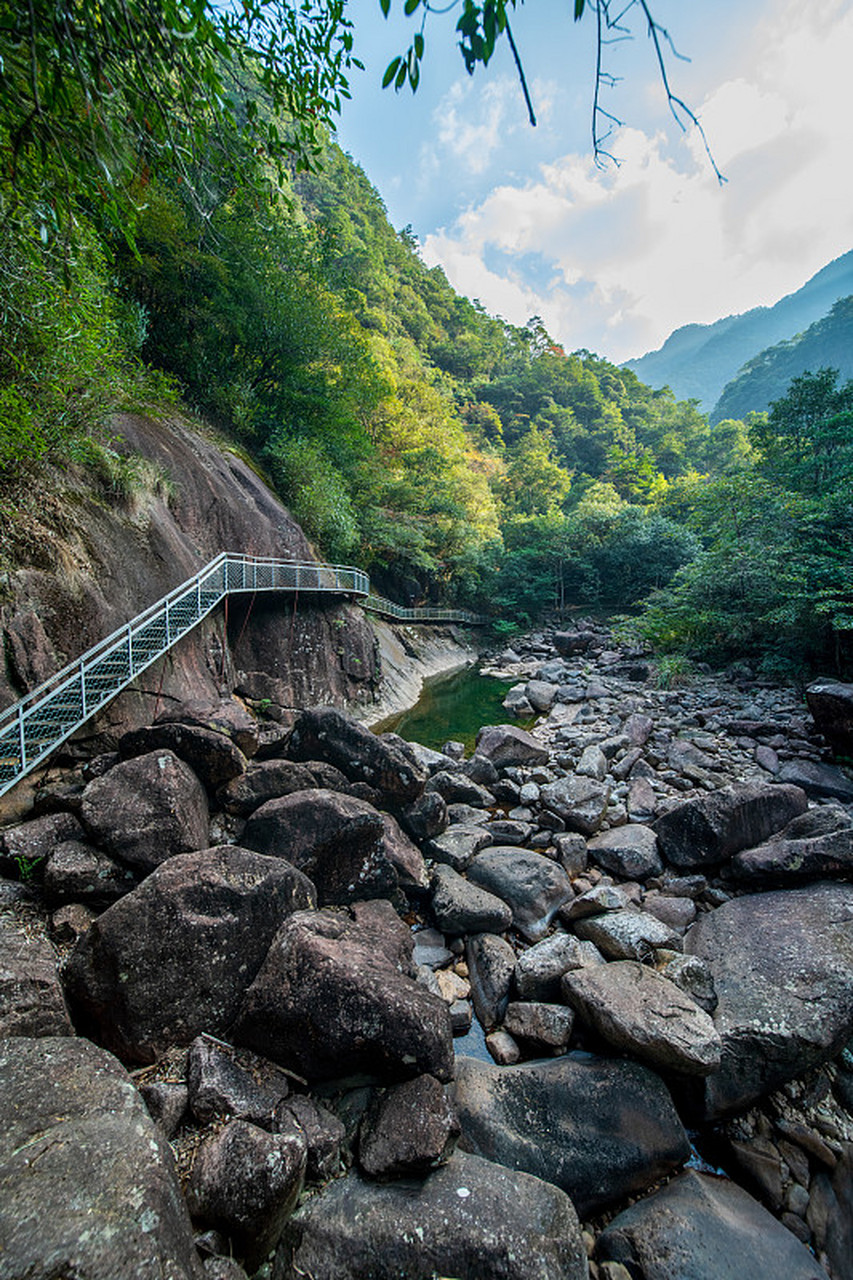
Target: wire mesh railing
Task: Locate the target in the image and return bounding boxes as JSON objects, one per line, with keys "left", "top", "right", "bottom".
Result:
{"left": 0, "top": 553, "right": 483, "bottom": 798}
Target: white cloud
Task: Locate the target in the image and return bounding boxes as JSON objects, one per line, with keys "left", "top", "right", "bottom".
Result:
{"left": 421, "top": 0, "right": 853, "bottom": 362}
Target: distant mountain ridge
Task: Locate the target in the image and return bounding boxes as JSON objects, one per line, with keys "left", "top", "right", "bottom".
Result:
{"left": 623, "top": 250, "right": 853, "bottom": 412}
{"left": 711, "top": 295, "right": 853, "bottom": 423}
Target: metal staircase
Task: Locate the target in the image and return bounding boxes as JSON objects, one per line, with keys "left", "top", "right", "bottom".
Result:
{"left": 0, "top": 552, "right": 484, "bottom": 800}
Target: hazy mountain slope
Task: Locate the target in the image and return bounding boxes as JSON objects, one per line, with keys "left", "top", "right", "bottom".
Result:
{"left": 623, "top": 250, "right": 853, "bottom": 411}
{"left": 711, "top": 296, "right": 853, "bottom": 423}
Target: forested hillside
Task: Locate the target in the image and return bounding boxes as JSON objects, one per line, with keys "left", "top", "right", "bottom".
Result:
{"left": 712, "top": 297, "right": 853, "bottom": 423}
{"left": 2, "top": 10, "right": 852, "bottom": 679}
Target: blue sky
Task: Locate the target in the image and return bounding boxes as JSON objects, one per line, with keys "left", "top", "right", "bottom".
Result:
{"left": 334, "top": 0, "right": 853, "bottom": 363}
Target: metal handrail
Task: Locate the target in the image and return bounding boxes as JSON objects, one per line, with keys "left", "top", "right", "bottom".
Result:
{"left": 0, "top": 553, "right": 483, "bottom": 798}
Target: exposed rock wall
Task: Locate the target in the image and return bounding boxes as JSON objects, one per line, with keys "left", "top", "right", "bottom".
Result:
{"left": 0, "top": 412, "right": 380, "bottom": 751}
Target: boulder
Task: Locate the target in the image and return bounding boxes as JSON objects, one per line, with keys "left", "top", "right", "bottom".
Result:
{"left": 563, "top": 961, "right": 722, "bottom": 1075}
{"left": 513, "top": 931, "right": 603, "bottom": 1002}
{"left": 577, "top": 744, "right": 608, "bottom": 780}
{"left": 380, "top": 813, "right": 429, "bottom": 894}
{"left": 503, "top": 1001, "right": 574, "bottom": 1053}
{"left": 0, "top": 810, "right": 82, "bottom": 877}
{"left": 453, "top": 1054, "right": 690, "bottom": 1215}
{"left": 466, "top": 932, "right": 517, "bottom": 1030}
{"left": 776, "top": 758, "right": 853, "bottom": 802}
{"left": 426, "top": 770, "right": 495, "bottom": 808}
{"left": 288, "top": 707, "right": 426, "bottom": 803}
{"left": 274, "top": 1096, "right": 345, "bottom": 1183}
{"left": 187, "top": 1035, "right": 292, "bottom": 1127}
{"left": 63, "top": 846, "right": 315, "bottom": 1062}
{"left": 426, "top": 824, "right": 492, "bottom": 871}
{"left": 597, "top": 1168, "right": 831, "bottom": 1280}
{"left": 274, "top": 1150, "right": 588, "bottom": 1280}
{"left": 0, "top": 916, "right": 73, "bottom": 1037}
{"left": 398, "top": 790, "right": 448, "bottom": 841}
{"left": 431, "top": 864, "right": 513, "bottom": 935}
{"left": 554, "top": 629, "right": 594, "bottom": 655}
{"left": 731, "top": 804, "right": 853, "bottom": 883}
{"left": 526, "top": 680, "right": 559, "bottom": 712}
{"left": 218, "top": 759, "right": 353, "bottom": 816}
{"left": 43, "top": 839, "right": 137, "bottom": 905}
{"left": 0, "top": 1036, "right": 204, "bottom": 1279}
{"left": 119, "top": 722, "right": 248, "bottom": 791}
{"left": 685, "top": 882, "right": 853, "bottom": 1118}
{"left": 80, "top": 749, "right": 209, "bottom": 873}
{"left": 233, "top": 902, "right": 454, "bottom": 1084}
{"left": 540, "top": 775, "right": 611, "bottom": 836}
{"left": 467, "top": 847, "right": 572, "bottom": 942}
{"left": 806, "top": 678, "right": 853, "bottom": 754}
{"left": 186, "top": 1119, "right": 306, "bottom": 1274}
{"left": 155, "top": 697, "right": 260, "bottom": 758}
{"left": 653, "top": 781, "right": 807, "bottom": 869}
{"left": 358, "top": 1074, "right": 460, "bottom": 1178}
{"left": 474, "top": 724, "right": 550, "bottom": 768}
{"left": 242, "top": 789, "right": 397, "bottom": 906}
{"left": 587, "top": 824, "right": 663, "bottom": 882}
{"left": 573, "top": 909, "right": 681, "bottom": 960}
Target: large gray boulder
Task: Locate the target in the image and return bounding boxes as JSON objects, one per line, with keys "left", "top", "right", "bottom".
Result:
{"left": 475, "top": 724, "right": 550, "bottom": 768}
{"left": 453, "top": 1054, "right": 690, "bottom": 1215}
{"left": 0, "top": 916, "right": 73, "bottom": 1038}
{"left": 431, "top": 864, "right": 513, "bottom": 935}
{"left": 776, "top": 758, "right": 853, "bottom": 802}
{"left": 154, "top": 697, "right": 260, "bottom": 757}
{"left": 274, "top": 1151, "right": 588, "bottom": 1280}
{"left": 563, "top": 961, "right": 722, "bottom": 1075}
{"left": 218, "top": 759, "right": 354, "bottom": 816}
{"left": 357, "top": 1073, "right": 461, "bottom": 1179}
{"left": 233, "top": 901, "right": 454, "bottom": 1084}
{"left": 64, "top": 847, "right": 315, "bottom": 1062}
{"left": 118, "top": 721, "right": 248, "bottom": 791}
{"left": 587, "top": 824, "right": 663, "bottom": 882}
{"left": 288, "top": 707, "right": 426, "bottom": 803}
{"left": 186, "top": 1119, "right": 306, "bottom": 1274}
{"left": 597, "top": 1168, "right": 831, "bottom": 1280}
{"left": 80, "top": 749, "right": 209, "bottom": 872}
{"left": 685, "top": 882, "right": 853, "bottom": 1118}
{"left": 730, "top": 804, "right": 853, "bottom": 883}
{"left": 513, "top": 931, "right": 603, "bottom": 1002}
{"left": 242, "top": 789, "right": 397, "bottom": 906}
{"left": 572, "top": 909, "right": 681, "bottom": 960}
{"left": 467, "top": 847, "right": 573, "bottom": 941}
{"left": 653, "top": 781, "right": 807, "bottom": 869}
{"left": 540, "top": 776, "right": 611, "bottom": 836}
{"left": 0, "top": 1036, "right": 204, "bottom": 1279}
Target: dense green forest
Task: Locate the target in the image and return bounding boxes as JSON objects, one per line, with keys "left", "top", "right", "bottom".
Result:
{"left": 2, "top": 3, "right": 852, "bottom": 679}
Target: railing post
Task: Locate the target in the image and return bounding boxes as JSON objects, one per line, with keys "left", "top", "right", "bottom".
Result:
{"left": 127, "top": 624, "right": 134, "bottom": 675}
{"left": 17, "top": 706, "right": 26, "bottom": 773}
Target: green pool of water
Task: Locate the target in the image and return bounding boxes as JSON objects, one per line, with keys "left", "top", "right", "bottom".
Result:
{"left": 374, "top": 664, "right": 519, "bottom": 754}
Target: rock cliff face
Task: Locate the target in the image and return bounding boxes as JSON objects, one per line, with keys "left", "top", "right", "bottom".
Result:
{"left": 0, "top": 411, "right": 380, "bottom": 746}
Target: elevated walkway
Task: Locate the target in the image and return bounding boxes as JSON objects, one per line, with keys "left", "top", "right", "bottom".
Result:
{"left": 0, "top": 553, "right": 484, "bottom": 799}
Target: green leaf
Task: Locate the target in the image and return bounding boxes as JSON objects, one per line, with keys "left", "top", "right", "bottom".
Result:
{"left": 380, "top": 0, "right": 391, "bottom": 15}
{"left": 574, "top": 0, "right": 585, "bottom": 18}
{"left": 404, "top": 0, "right": 421, "bottom": 14}
{"left": 382, "top": 56, "right": 402, "bottom": 88}
{"left": 414, "top": 32, "right": 424, "bottom": 59}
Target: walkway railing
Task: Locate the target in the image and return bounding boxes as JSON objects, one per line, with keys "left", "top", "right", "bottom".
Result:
{"left": 0, "top": 552, "right": 483, "bottom": 799}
